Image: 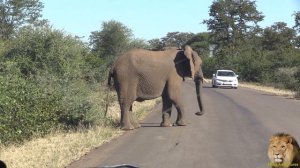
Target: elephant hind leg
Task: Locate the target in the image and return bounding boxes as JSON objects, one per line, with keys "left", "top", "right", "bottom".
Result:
{"left": 129, "top": 105, "right": 141, "bottom": 129}
{"left": 160, "top": 94, "right": 173, "bottom": 127}
{"left": 118, "top": 98, "right": 135, "bottom": 130}
{"left": 173, "top": 103, "right": 187, "bottom": 126}
{"left": 168, "top": 84, "right": 187, "bottom": 126}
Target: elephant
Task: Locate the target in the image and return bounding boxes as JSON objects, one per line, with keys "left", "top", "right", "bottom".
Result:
{"left": 108, "top": 45, "right": 204, "bottom": 130}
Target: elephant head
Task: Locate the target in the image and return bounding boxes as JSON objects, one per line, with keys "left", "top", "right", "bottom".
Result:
{"left": 172, "top": 45, "right": 204, "bottom": 115}
{"left": 181, "top": 45, "right": 204, "bottom": 114}
{"left": 183, "top": 45, "right": 203, "bottom": 79}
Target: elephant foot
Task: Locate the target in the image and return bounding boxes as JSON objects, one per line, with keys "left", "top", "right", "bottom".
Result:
{"left": 132, "top": 122, "right": 141, "bottom": 129}
{"left": 195, "top": 111, "right": 204, "bottom": 116}
{"left": 176, "top": 120, "right": 187, "bottom": 126}
{"left": 120, "top": 123, "right": 135, "bottom": 130}
{"left": 160, "top": 121, "right": 173, "bottom": 127}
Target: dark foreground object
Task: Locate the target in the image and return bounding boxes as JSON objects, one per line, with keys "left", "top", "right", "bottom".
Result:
{"left": 0, "top": 160, "right": 7, "bottom": 168}
{"left": 101, "top": 164, "right": 138, "bottom": 168}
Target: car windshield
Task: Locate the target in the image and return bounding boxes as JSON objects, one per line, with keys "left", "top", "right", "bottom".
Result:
{"left": 217, "top": 71, "right": 235, "bottom": 77}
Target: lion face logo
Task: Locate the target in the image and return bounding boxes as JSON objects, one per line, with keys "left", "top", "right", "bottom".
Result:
{"left": 268, "top": 133, "right": 300, "bottom": 168}
{"left": 269, "top": 136, "right": 291, "bottom": 163}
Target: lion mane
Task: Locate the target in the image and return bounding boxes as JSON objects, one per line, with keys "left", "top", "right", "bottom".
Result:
{"left": 268, "top": 133, "right": 300, "bottom": 168}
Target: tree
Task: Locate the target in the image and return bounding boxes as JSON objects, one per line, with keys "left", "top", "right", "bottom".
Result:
{"left": 148, "top": 32, "right": 194, "bottom": 51}
{"left": 148, "top": 38, "right": 164, "bottom": 51}
{"left": 89, "top": 20, "right": 133, "bottom": 59}
{"left": 203, "top": 0, "right": 264, "bottom": 48}
{"left": 262, "top": 22, "right": 296, "bottom": 51}
{"left": 129, "top": 38, "right": 149, "bottom": 49}
{"left": 186, "top": 32, "right": 211, "bottom": 57}
{"left": 0, "top": 0, "right": 45, "bottom": 40}
{"left": 293, "top": 11, "right": 300, "bottom": 48}
{"left": 161, "top": 32, "right": 194, "bottom": 48}
{"left": 294, "top": 11, "right": 300, "bottom": 33}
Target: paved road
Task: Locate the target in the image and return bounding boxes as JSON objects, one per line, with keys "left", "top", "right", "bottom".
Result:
{"left": 68, "top": 80, "right": 300, "bottom": 168}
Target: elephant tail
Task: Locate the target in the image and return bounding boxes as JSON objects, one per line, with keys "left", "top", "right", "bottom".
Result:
{"left": 105, "top": 68, "right": 114, "bottom": 117}
{"left": 107, "top": 68, "right": 114, "bottom": 87}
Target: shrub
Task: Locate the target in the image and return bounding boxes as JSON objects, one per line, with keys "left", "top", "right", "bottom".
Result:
{"left": 0, "top": 26, "right": 104, "bottom": 144}
{"left": 274, "top": 67, "right": 299, "bottom": 90}
{"left": 0, "top": 74, "right": 61, "bottom": 144}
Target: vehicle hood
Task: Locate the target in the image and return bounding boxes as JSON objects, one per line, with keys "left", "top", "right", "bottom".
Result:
{"left": 215, "top": 76, "right": 237, "bottom": 81}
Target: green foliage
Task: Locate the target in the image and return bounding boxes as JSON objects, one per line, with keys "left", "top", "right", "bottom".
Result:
{"left": 186, "top": 32, "right": 211, "bottom": 57}
{"left": 88, "top": 20, "right": 137, "bottom": 76}
{"left": 293, "top": 11, "right": 300, "bottom": 48}
{"left": 203, "top": 0, "right": 263, "bottom": 47}
{"left": 273, "top": 67, "right": 300, "bottom": 90}
{"left": 0, "top": 0, "right": 46, "bottom": 40}
{"left": 0, "top": 25, "right": 105, "bottom": 144}
{"left": 5, "top": 26, "right": 85, "bottom": 77}
{"left": 202, "top": 57, "right": 216, "bottom": 78}
{"left": 148, "top": 32, "right": 195, "bottom": 51}
{"left": 161, "top": 32, "right": 194, "bottom": 48}
{"left": 294, "top": 11, "right": 300, "bottom": 34}
{"left": 202, "top": 0, "right": 299, "bottom": 96}
{"left": 89, "top": 20, "right": 133, "bottom": 59}
{"left": 0, "top": 74, "right": 61, "bottom": 143}
{"left": 129, "top": 38, "right": 149, "bottom": 50}
{"left": 262, "top": 22, "right": 296, "bottom": 50}
{"left": 148, "top": 38, "right": 165, "bottom": 51}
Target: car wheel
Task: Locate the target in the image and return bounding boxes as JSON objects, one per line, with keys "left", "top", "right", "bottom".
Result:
{"left": 234, "top": 87, "right": 238, "bottom": 89}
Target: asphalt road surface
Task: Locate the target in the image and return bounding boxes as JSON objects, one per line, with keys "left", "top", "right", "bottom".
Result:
{"left": 68, "top": 80, "right": 300, "bottom": 168}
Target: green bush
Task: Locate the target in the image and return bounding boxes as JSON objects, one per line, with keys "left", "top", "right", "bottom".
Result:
{"left": 0, "top": 26, "right": 105, "bottom": 144}
{"left": 0, "top": 74, "right": 61, "bottom": 144}
{"left": 202, "top": 57, "right": 216, "bottom": 78}
{"left": 273, "top": 67, "right": 299, "bottom": 90}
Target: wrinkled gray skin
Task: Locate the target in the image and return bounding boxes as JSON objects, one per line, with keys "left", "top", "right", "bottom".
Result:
{"left": 108, "top": 45, "right": 204, "bottom": 130}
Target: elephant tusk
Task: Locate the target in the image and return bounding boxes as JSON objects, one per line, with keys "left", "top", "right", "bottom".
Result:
{"left": 203, "top": 78, "right": 209, "bottom": 83}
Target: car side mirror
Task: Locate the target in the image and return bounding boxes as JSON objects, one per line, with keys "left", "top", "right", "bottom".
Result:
{"left": 213, "top": 74, "right": 216, "bottom": 77}
{"left": 236, "top": 75, "right": 239, "bottom": 78}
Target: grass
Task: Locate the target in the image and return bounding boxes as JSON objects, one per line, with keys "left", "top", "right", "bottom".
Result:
{"left": 0, "top": 90, "right": 160, "bottom": 168}
{"left": 239, "top": 82, "right": 296, "bottom": 98}
{"left": 0, "top": 127, "right": 122, "bottom": 168}
{"left": 206, "top": 79, "right": 296, "bottom": 99}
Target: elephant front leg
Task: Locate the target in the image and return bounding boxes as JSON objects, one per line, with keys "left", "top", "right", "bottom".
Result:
{"left": 161, "top": 96, "right": 173, "bottom": 127}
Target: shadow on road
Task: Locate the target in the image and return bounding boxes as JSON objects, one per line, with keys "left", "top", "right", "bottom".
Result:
{"left": 140, "top": 123, "right": 161, "bottom": 127}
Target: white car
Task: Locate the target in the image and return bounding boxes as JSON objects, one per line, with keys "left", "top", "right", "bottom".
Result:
{"left": 212, "top": 70, "right": 239, "bottom": 89}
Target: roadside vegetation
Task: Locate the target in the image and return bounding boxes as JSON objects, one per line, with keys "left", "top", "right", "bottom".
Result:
{"left": 239, "top": 82, "right": 296, "bottom": 98}
{"left": 0, "top": 97, "right": 159, "bottom": 168}
{"left": 0, "top": 0, "right": 299, "bottom": 167}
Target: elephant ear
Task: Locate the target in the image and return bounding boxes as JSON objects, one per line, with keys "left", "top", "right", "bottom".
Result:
{"left": 184, "top": 45, "right": 195, "bottom": 79}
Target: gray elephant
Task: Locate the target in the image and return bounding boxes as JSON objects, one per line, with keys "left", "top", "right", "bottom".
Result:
{"left": 108, "top": 45, "right": 204, "bottom": 130}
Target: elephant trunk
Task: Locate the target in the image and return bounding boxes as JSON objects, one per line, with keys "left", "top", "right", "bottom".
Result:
{"left": 195, "top": 79, "right": 204, "bottom": 115}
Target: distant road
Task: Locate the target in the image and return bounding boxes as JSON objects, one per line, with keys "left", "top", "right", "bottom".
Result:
{"left": 68, "top": 80, "right": 300, "bottom": 168}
